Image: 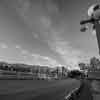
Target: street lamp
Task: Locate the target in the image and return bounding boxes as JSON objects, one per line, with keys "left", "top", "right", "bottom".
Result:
{"left": 80, "top": 4, "right": 100, "bottom": 54}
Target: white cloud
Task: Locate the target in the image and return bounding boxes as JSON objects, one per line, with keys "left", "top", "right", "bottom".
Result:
{"left": 40, "top": 16, "right": 52, "bottom": 29}
{"left": 13, "top": 52, "right": 60, "bottom": 67}
{"left": 37, "top": 16, "right": 84, "bottom": 67}
{"left": 48, "top": 38, "right": 83, "bottom": 66}
{"left": 31, "top": 53, "right": 60, "bottom": 67}
{"left": 10, "top": 1, "right": 86, "bottom": 68}
{"left": 0, "top": 43, "right": 8, "bottom": 49}
{"left": 21, "top": 50, "right": 29, "bottom": 55}
{"left": 15, "top": 45, "right": 21, "bottom": 49}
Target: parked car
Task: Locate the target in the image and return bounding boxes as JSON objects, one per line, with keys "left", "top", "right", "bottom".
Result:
{"left": 67, "top": 70, "right": 86, "bottom": 79}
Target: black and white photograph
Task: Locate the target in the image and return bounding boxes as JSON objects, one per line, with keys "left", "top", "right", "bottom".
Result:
{"left": 0, "top": 0, "right": 100, "bottom": 100}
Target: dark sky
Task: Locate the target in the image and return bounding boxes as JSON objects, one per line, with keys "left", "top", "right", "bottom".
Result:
{"left": 0, "top": 0, "right": 99, "bottom": 68}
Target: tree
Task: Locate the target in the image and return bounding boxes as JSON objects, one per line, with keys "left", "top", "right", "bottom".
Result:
{"left": 90, "top": 57, "right": 100, "bottom": 70}
{"left": 78, "top": 62, "right": 86, "bottom": 70}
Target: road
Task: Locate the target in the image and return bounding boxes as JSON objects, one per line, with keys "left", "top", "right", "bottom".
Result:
{"left": 0, "top": 79, "right": 80, "bottom": 100}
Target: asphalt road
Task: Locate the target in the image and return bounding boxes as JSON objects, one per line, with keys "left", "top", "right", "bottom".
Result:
{"left": 0, "top": 79, "right": 80, "bottom": 100}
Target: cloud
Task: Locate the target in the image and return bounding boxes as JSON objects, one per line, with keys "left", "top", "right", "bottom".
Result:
{"left": 15, "top": 45, "right": 21, "bottom": 49}
{"left": 21, "top": 49, "right": 29, "bottom": 55}
{"left": 47, "top": 34, "right": 83, "bottom": 66}
{"left": 45, "top": 0, "right": 59, "bottom": 14}
{"left": 12, "top": 0, "right": 60, "bottom": 17}
{"left": 8, "top": 0, "right": 86, "bottom": 68}
{"left": 8, "top": 0, "right": 31, "bottom": 17}
{"left": 34, "top": 16, "right": 84, "bottom": 67}
{"left": 17, "top": 3, "right": 83, "bottom": 67}
{"left": 16, "top": 51, "right": 60, "bottom": 67}
{"left": 35, "top": 15, "right": 83, "bottom": 66}
{"left": 0, "top": 42, "right": 60, "bottom": 67}
{"left": 0, "top": 43, "right": 8, "bottom": 49}
{"left": 31, "top": 53, "right": 60, "bottom": 67}
{"left": 32, "top": 33, "right": 39, "bottom": 39}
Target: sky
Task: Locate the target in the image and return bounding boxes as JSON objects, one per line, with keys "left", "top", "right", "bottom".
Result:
{"left": 0, "top": 0, "right": 100, "bottom": 68}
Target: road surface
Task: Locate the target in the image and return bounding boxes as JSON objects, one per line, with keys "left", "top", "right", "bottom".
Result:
{"left": 0, "top": 79, "right": 80, "bottom": 100}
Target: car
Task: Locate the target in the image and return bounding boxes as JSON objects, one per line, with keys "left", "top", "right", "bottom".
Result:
{"left": 68, "top": 70, "right": 86, "bottom": 79}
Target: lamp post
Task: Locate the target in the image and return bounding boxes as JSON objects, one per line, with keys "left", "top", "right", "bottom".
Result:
{"left": 80, "top": 4, "right": 100, "bottom": 54}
